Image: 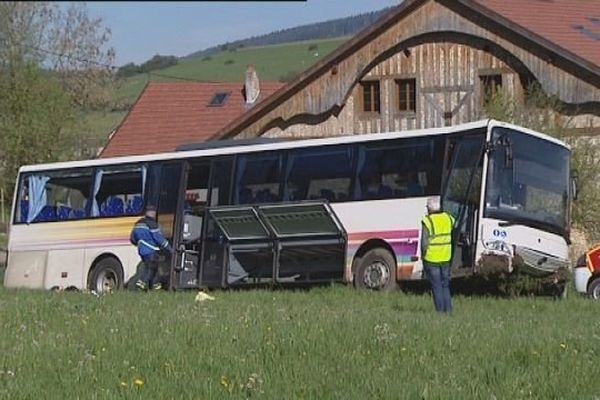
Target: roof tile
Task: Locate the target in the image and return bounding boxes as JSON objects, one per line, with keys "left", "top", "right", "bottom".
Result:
{"left": 100, "top": 81, "right": 283, "bottom": 157}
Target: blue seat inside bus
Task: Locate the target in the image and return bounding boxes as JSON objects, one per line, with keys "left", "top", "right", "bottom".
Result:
{"left": 126, "top": 195, "right": 144, "bottom": 215}
{"left": 100, "top": 196, "right": 124, "bottom": 217}
{"left": 34, "top": 205, "right": 57, "bottom": 222}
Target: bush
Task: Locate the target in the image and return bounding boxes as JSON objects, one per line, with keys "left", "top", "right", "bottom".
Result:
{"left": 224, "top": 59, "right": 235, "bottom": 65}
{"left": 308, "top": 43, "right": 318, "bottom": 51}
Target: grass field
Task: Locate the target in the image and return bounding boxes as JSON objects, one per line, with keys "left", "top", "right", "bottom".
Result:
{"left": 0, "top": 284, "right": 598, "bottom": 399}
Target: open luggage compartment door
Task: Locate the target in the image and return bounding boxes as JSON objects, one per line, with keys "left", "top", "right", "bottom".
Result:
{"left": 201, "top": 201, "right": 346, "bottom": 288}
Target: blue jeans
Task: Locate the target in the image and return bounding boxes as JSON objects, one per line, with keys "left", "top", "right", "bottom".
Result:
{"left": 424, "top": 262, "right": 452, "bottom": 313}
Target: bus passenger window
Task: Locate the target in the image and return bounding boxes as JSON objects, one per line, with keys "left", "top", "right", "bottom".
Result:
{"left": 15, "top": 169, "right": 93, "bottom": 224}
{"left": 91, "top": 165, "right": 146, "bottom": 218}
{"left": 234, "top": 154, "right": 281, "bottom": 205}
{"left": 285, "top": 146, "right": 353, "bottom": 203}
{"left": 357, "top": 139, "right": 443, "bottom": 200}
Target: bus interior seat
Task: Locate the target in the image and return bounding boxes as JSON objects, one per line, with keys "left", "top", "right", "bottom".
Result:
{"left": 126, "top": 195, "right": 144, "bottom": 215}
{"left": 35, "top": 205, "right": 57, "bottom": 222}
{"left": 101, "top": 196, "right": 124, "bottom": 217}
{"left": 379, "top": 185, "right": 393, "bottom": 198}
{"left": 58, "top": 206, "right": 72, "bottom": 220}
{"left": 337, "top": 192, "right": 349, "bottom": 201}
{"left": 320, "top": 189, "right": 335, "bottom": 201}
{"left": 239, "top": 187, "right": 254, "bottom": 204}
{"left": 70, "top": 209, "right": 86, "bottom": 219}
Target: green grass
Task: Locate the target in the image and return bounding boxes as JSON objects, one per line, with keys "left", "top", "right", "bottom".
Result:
{"left": 114, "top": 37, "right": 349, "bottom": 105}
{"left": 0, "top": 285, "right": 598, "bottom": 398}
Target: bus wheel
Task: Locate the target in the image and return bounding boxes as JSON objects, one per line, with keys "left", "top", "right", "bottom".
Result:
{"left": 588, "top": 277, "right": 600, "bottom": 300}
{"left": 355, "top": 248, "right": 398, "bottom": 291}
{"left": 88, "top": 257, "right": 124, "bottom": 294}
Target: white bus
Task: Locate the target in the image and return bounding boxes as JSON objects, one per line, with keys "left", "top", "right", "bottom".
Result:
{"left": 4, "top": 119, "right": 572, "bottom": 293}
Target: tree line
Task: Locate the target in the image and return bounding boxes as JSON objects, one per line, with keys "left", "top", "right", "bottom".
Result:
{"left": 187, "top": 7, "right": 393, "bottom": 59}
{"left": 116, "top": 55, "right": 178, "bottom": 78}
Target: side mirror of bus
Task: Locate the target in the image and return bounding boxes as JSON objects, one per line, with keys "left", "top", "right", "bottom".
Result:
{"left": 571, "top": 175, "right": 578, "bottom": 201}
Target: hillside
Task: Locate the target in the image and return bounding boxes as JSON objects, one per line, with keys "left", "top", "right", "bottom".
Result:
{"left": 88, "top": 37, "right": 348, "bottom": 147}
{"left": 186, "top": 7, "right": 392, "bottom": 59}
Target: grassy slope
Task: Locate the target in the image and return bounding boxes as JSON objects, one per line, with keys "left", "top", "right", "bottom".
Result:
{"left": 113, "top": 37, "right": 348, "bottom": 106}
{"left": 0, "top": 286, "right": 598, "bottom": 398}
{"left": 86, "top": 37, "right": 347, "bottom": 147}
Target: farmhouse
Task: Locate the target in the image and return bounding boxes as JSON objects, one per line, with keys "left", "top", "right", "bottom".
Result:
{"left": 99, "top": 67, "right": 283, "bottom": 157}
{"left": 210, "top": 0, "right": 600, "bottom": 141}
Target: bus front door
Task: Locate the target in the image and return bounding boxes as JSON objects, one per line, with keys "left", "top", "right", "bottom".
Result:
{"left": 173, "top": 161, "right": 211, "bottom": 289}
{"left": 441, "top": 134, "right": 485, "bottom": 274}
{"left": 155, "top": 161, "right": 187, "bottom": 289}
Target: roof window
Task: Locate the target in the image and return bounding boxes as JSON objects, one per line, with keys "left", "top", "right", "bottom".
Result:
{"left": 208, "top": 91, "right": 230, "bottom": 107}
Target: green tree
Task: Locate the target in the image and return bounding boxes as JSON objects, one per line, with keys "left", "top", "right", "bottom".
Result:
{"left": 482, "top": 84, "right": 600, "bottom": 244}
{"left": 0, "top": 2, "right": 114, "bottom": 201}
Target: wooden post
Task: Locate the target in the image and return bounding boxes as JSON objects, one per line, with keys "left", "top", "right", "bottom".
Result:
{"left": 0, "top": 188, "right": 4, "bottom": 224}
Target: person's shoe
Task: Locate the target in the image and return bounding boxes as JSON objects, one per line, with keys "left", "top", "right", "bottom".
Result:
{"left": 135, "top": 280, "right": 148, "bottom": 291}
{"left": 151, "top": 282, "right": 162, "bottom": 291}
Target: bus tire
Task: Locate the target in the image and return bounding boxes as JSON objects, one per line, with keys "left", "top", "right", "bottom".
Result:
{"left": 354, "top": 248, "right": 398, "bottom": 291}
{"left": 88, "top": 257, "right": 124, "bottom": 294}
{"left": 588, "top": 276, "right": 600, "bottom": 300}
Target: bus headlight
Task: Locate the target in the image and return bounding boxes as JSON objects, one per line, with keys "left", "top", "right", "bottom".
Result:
{"left": 483, "top": 240, "right": 512, "bottom": 255}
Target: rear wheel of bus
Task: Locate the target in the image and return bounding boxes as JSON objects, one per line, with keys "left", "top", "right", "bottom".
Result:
{"left": 354, "top": 248, "right": 398, "bottom": 291}
{"left": 88, "top": 257, "right": 124, "bottom": 294}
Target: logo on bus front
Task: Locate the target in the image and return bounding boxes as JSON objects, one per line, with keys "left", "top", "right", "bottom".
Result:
{"left": 492, "top": 229, "right": 507, "bottom": 239}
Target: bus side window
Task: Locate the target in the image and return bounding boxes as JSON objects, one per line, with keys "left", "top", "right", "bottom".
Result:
{"left": 234, "top": 153, "right": 281, "bottom": 205}
{"left": 15, "top": 169, "right": 93, "bottom": 223}
{"left": 91, "top": 165, "right": 146, "bottom": 217}
{"left": 357, "top": 138, "right": 443, "bottom": 201}
{"left": 285, "top": 146, "right": 353, "bottom": 203}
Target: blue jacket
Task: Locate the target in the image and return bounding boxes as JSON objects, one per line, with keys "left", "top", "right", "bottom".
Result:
{"left": 130, "top": 216, "right": 172, "bottom": 257}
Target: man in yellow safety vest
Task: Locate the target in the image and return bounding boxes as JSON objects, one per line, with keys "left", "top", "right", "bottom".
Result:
{"left": 421, "top": 197, "right": 455, "bottom": 313}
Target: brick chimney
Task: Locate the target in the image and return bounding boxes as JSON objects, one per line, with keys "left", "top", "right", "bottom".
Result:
{"left": 244, "top": 64, "right": 260, "bottom": 106}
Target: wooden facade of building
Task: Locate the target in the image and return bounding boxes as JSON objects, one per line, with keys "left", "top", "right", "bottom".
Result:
{"left": 213, "top": 0, "right": 600, "bottom": 140}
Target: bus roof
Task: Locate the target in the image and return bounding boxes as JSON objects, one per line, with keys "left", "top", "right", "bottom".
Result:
{"left": 19, "top": 119, "right": 569, "bottom": 173}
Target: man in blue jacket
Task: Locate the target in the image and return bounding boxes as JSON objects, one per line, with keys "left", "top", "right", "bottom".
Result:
{"left": 130, "top": 205, "right": 173, "bottom": 291}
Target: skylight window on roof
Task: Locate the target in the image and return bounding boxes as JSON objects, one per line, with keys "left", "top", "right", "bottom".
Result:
{"left": 572, "top": 24, "right": 600, "bottom": 41}
{"left": 208, "top": 91, "right": 231, "bottom": 107}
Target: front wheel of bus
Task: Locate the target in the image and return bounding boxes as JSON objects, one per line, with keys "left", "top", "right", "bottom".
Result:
{"left": 88, "top": 257, "right": 124, "bottom": 294}
{"left": 355, "top": 248, "right": 398, "bottom": 291}
{"left": 588, "top": 277, "right": 600, "bottom": 300}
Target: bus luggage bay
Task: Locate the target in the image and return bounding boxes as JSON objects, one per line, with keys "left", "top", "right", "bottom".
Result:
{"left": 4, "top": 119, "right": 573, "bottom": 293}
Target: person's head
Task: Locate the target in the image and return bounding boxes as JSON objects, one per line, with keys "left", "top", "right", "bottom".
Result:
{"left": 145, "top": 205, "right": 157, "bottom": 220}
{"left": 426, "top": 196, "right": 441, "bottom": 214}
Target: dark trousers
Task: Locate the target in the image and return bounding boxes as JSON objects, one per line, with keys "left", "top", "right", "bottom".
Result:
{"left": 139, "top": 253, "right": 160, "bottom": 287}
{"left": 423, "top": 261, "right": 452, "bottom": 313}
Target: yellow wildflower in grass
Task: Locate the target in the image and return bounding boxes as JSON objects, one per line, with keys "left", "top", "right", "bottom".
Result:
{"left": 120, "top": 381, "right": 128, "bottom": 387}
{"left": 560, "top": 343, "right": 567, "bottom": 349}
{"left": 134, "top": 378, "right": 144, "bottom": 387}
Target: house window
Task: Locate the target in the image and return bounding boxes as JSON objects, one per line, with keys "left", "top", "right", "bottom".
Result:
{"left": 480, "top": 74, "right": 502, "bottom": 104}
{"left": 396, "top": 78, "right": 416, "bottom": 112}
{"left": 208, "top": 91, "right": 230, "bottom": 107}
{"left": 360, "top": 80, "right": 380, "bottom": 113}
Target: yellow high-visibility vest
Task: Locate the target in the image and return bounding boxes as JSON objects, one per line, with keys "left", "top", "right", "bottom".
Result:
{"left": 421, "top": 212, "right": 455, "bottom": 263}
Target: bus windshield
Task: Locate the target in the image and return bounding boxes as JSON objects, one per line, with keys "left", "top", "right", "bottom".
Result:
{"left": 484, "top": 127, "right": 570, "bottom": 237}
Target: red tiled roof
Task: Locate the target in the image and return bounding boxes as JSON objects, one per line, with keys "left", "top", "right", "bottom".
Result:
{"left": 100, "top": 81, "right": 284, "bottom": 157}
{"left": 475, "top": 0, "right": 600, "bottom": 68}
